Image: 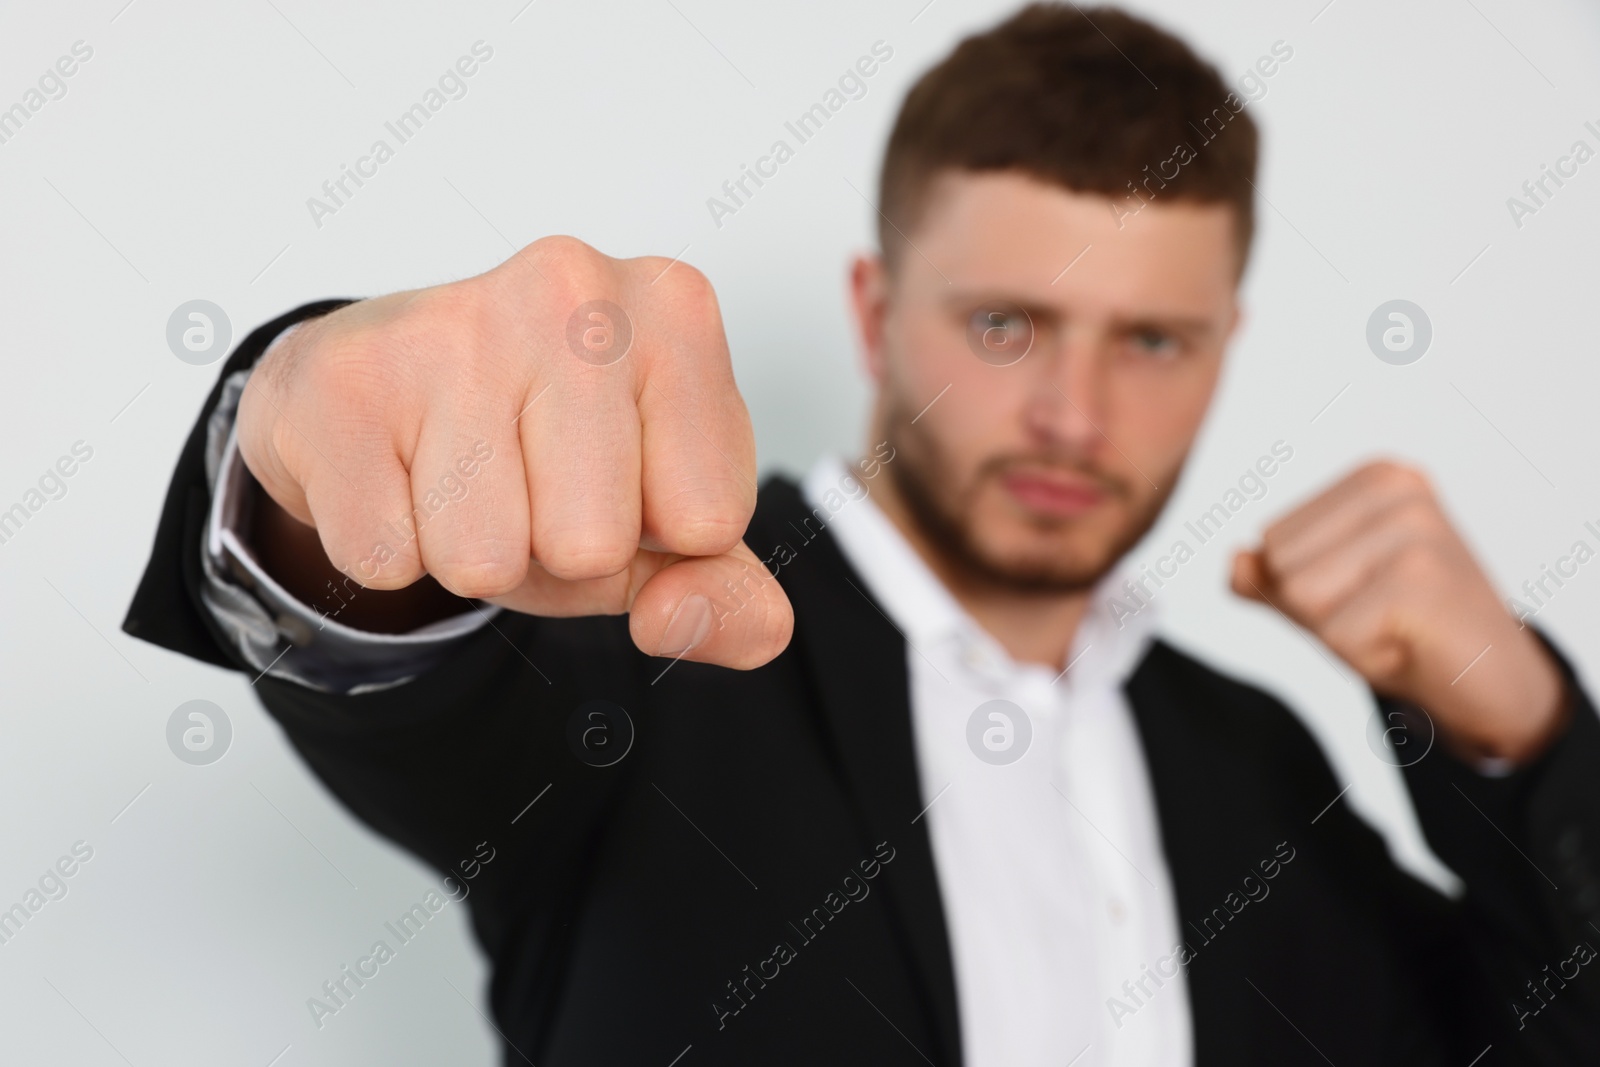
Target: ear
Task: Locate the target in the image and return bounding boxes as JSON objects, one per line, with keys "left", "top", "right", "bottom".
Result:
{"left": 849, "top": 253, "right": 891, "bottom": 385}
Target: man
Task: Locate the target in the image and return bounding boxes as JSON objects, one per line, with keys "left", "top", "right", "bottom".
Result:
{"left": 125, "top": 5, "right": 1600, "bottom": 1065}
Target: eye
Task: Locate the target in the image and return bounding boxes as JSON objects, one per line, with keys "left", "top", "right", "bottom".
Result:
{"left": 1129, "top": 328, "right": 1179, "bottom": 358}
{"left": 965, "top": 303, "right": 1034, "bottom": 366}
{"left": 971, "top": 308, "right": 1028, "bottom": 336}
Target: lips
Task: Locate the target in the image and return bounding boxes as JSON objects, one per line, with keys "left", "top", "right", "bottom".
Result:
{"left": 999, "top": 468, "right": 1105, "bottom": 517}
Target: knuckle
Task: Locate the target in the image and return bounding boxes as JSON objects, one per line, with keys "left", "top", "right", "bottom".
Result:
{"left": 1393, "top": 496, "right": 1442, "bottom": 535}
{"left": 400, "top": 281, "right": 486, "bottom": 340}
{"left": 433, "top": 549, "right": 529, "bottom": 599}
{"left": 1259, "top": 522, "right": 1291, "bottom": 563}
{"left": 1395, "top": 539, "right": 1445, "bottom": 581}
{"left": 537, "top": 528, "right": 638, "bottom": 582}
{"left": 527, "top": 233, "right": 602, "bottom": 268}
{"left": 236, "top": 391, "right": 299, "bottom": 490}
{"left": 525, "top": 236, "right": 615, "bottom": 301}
{"left": 296, "top": 324, "right": 411, "bottom": 416}
{"left": 662, "top": 508, "right": 750, "bottom": 557}
{"left": 336, "top": 542, "right": 424, "bottom": 591}
{"left": 1279, "top": 572, "right": 1329, "bottom": 621}
{"left": 663, "top": 260, "right": 715, "bottom": 302}
{"left": 407, "top": 287, "right": 524, "bottom": 388}
{"left": 651, "top": 261, "right": 721, "bottom": 327}
{"left": 392, "top": 288, "right": 505, "bottom": 380}
{"left": 354, "top": 566, "right": 425, "bottom": 593}
{"left": 307, "top": 314, "right": 494, "bottom": 427}
{"left": 309, "top": 345, "right": 387, "bottom": 404}
{"left": 263, "top": 414, "right": 312, "bottom": 483}
{"left": 1369, "top": 459, "right": 1428, "bottom": 495}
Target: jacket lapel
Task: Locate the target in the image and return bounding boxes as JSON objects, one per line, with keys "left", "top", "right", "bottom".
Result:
{"left": 754, "top": 477, "right": 964, "bottom": 1066}
{"left": 1123, "top": 640, "right": 1256, "bottom": 1065}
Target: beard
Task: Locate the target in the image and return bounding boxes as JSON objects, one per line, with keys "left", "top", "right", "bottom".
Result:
{"left": 882, "top": 387, "right": 1177, "bottom": 596}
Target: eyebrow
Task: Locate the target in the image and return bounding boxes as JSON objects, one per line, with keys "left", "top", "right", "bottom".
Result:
{"left": 1108, "top": 314, "right": 1217, "bottom": 339}
{"left": 942, "top": 292, "right": 1219, "bottom": 338}
{"left": 941, "top": 292, "right": 1061, "bottom": 324}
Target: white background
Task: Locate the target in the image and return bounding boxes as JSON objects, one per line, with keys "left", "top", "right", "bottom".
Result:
{"left": 1, "top": 0, "right": 1597, "bottom": 1063}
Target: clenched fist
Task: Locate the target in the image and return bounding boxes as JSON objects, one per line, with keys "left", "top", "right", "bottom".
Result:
{"left": 237, "top": 236, "right": 793, "bottom": 669}
{"left": 1232, "top": 461, "right": 1570, "bottom": 765}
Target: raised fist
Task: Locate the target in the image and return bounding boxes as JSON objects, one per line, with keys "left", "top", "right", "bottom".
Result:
{"left": 237, "top": 236, "right": 793, "bottom": 669}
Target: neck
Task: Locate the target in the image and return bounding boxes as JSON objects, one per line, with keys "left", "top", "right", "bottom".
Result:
{"left": 865, "top": 453, "right": 1092, "bottom": 671}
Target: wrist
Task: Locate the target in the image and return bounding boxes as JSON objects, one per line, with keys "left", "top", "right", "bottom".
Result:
{"left": 1442, "top": 638, "right": 1571, "bottom": 767}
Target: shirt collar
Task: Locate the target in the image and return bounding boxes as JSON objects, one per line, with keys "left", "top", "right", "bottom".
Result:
{"left": 800, "top": 454, "right": 1158, "bottom": 689}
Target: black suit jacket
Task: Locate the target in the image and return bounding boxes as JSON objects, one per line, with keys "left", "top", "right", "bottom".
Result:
{"left": 126, "top": 305, "right": 1600, "bottom": 1065}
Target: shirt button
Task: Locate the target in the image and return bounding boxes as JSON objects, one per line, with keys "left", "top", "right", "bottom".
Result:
{"left": 1107, "top": 898, "right": 1127, "bottom": 925}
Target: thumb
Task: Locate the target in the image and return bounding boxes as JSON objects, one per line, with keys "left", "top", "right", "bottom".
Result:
{"left": 628, "top": 542, "right": 794, "bottom": 670}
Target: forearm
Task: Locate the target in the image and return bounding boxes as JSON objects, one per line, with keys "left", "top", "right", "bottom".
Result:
{"left": 1401, "top": 631, "right": 1600, "bottom": 944}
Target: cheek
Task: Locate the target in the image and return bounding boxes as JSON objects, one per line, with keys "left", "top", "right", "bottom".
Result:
{"left": 925, "top": 373, "right": 1030, "bottom": 469}
{"left": 892, "top": 313, "right": 968, "bottom": 388}
{"left": 896, "top": 315, "right": 1032, "bottom": 420}
{"left": 1109, "top": 360, "right": 1219, "bottom": 463}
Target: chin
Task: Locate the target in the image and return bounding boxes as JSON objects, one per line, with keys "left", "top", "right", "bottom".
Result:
{"left": 965, "top": 525, "right": 1122, "bottom": 593}
{"left": 887, "top": 443, "right": 1154, "bottom": 593}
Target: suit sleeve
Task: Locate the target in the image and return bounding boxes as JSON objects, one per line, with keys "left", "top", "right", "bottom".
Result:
{"left": 1202, "top": 626, "right": 1600, "bottom": 1063}
{"left": 122, "top": 299, "right": 356, "bottom": 669}
{"left": 1391, "top": 630, "right": 1600, "bottom": 1060}
{"left": 120, "top": 301, "right": 651, "bottom": 963}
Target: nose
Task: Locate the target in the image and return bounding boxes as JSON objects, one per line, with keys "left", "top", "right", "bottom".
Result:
{"left": 1022, "top": 328, "right": 1110, "bottom": 457}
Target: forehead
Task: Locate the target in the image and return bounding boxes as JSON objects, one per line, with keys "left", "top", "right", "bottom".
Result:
{"left": 902, "top": 170, "right": 1241, "bottom": 314}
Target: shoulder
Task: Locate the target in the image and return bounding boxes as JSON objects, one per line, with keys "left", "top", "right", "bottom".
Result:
{"left": 1130, "top": 637, "right": 1341, "bottom": 787}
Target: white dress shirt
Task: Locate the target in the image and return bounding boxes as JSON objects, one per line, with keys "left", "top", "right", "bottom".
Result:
{"left": 199, "top": 341, "right": 1192, "bottom": 1063}
{"left": 800, "top": 456, "right": 1191, "bottom": 1067}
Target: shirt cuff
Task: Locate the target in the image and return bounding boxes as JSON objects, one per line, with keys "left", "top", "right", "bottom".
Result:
{"left": 198, "top": 322, "right": 494, "bottom": 694}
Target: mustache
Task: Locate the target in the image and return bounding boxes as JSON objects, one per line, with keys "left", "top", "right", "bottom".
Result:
{"left": 978, "top": 454, "right": 1131, "bottom": 498}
